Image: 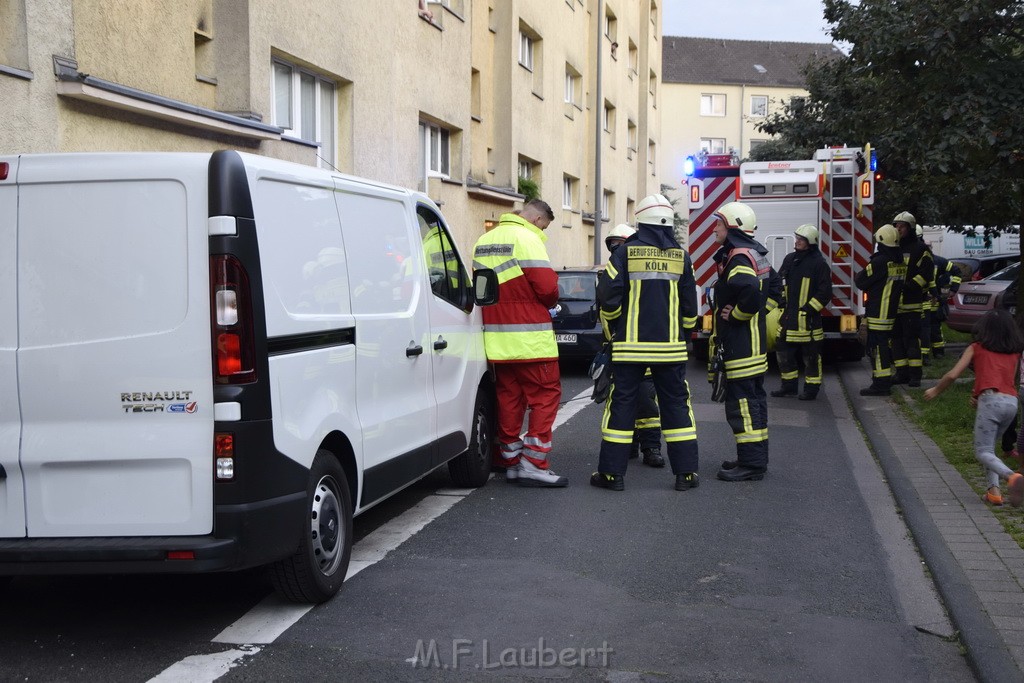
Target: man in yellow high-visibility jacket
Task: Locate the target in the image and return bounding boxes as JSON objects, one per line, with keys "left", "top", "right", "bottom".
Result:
{"left": 472, "top": 199, "right": 568, "bottom": 487}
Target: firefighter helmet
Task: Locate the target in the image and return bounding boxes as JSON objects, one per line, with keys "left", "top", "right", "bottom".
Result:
{"left": 635, "top": 193, "right": 674, "bottom": 226}
{"left": 893, "top": 211, "right": 917, "bottom": 228}
{"left": 605, "top": 223, "right": 636, "bottom": 251}
{"left": 794, "top": 224, "right": 818, "bottom": 245}
{"left": 915, "top": 224, "right": 924, "bottom": 237}
{"left": 714, "top": 202, "right": 757, "bottom": 236}
{"left": 875, "top": 224, "right": 899, "bottom": 248}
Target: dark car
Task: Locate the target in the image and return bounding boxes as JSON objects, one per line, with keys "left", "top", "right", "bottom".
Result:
{"left": 551, "top": 266, "right": 605, "bottom": 361}
{"left": 946, "top": 261, "right": 1019, "bottom": 332}
{"left": 950, "top": 253, "right": 1019, "bottom": 283}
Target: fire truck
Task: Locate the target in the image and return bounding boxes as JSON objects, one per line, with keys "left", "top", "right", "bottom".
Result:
{"left": 685, "top": 145, "right": 877, "bottom": 361}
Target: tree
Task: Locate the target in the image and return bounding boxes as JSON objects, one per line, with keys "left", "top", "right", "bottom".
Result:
{"left": 758, "top": 0, "right": 1024, "bottom": 236}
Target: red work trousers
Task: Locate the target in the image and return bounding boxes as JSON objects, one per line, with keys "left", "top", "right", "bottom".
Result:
{"left": 493, "top": 360, "right": 561, "bottom": 469}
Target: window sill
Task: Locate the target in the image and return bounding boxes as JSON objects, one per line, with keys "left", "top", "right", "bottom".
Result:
{"left": 195, "top": 74, "right": 218, "bottom": 86}
{"left": 519, "top": 62, "right": 533, "bottom": 73}
{"left": 282, "top": 134, "right": 320, "bottom": 148}
{"left": 532, "top": 91, "right": 543, "bottom": 101}
{"left": 419, "top": 13, "right": 443, "bottom": 30}
{"left": 440, "top": 176, "right": 464, "bottom": 186}
{"left": 0, "top": 64, "right": 33, "bottom": 81}
{"left": 471, "top": 114, "right": 482, "bottom": 122}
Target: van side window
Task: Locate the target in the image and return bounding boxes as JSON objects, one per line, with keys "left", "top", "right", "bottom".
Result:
{"left": 417, "top": 206, "right": 467, "bottom": 309}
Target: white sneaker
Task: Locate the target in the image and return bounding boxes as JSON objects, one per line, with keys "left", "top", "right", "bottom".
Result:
{"left": 517, "top": 459, "right": 569, "bottom": 488}
{"left": 505, "top": 464, "right": 520, "bottom": 482}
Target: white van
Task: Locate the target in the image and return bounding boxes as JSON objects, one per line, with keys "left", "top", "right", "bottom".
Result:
{"left": 0, "top": 151, "right": 495, "bottom": 603}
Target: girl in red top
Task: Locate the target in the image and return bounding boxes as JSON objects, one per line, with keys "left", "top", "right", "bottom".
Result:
{"left": 925, "top": 309, "right": 1024, "bottom": 506}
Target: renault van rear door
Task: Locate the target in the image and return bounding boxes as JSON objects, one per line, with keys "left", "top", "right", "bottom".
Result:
{"left": 15, "top": 154, "right": 215, "bottom": 537}
{"left": 0, "top": 156, "right": 26, "bottom": 538}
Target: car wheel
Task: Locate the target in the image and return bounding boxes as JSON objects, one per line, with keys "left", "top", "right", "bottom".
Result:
{"left": 268, "top": 450, "right": 353, "bottom": 604}
{"left": 448, "top": 387, "right": 494, "bottom": 488}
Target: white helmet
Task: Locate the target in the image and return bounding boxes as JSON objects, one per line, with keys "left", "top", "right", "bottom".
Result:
{"left": 635, "top": 193, "right": 674, "bottom": 226}
{"left": 893, "top": 211, "right": 917, "bottom": 228}
{"left": 605, "top": 223, "right": 636, "bottom": 251}
{"left": 714, "top": 202, "right": 756, "bottom": 236}
{"left": 875, "top": 224, "right": 899, "bottom": 248}
{"left": 794, "top": 224, "right": 818, "bottom": 245}
{"left": 915, "top": 224, "right": 924, "bottom": 237}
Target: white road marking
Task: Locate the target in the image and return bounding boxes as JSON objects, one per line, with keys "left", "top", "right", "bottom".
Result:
{"left": 153, "top": 387, "right": 598, "bottom": 681}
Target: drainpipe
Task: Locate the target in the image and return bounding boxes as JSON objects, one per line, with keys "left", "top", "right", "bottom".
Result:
{"left": 593, "top": 0, "right": 604, "bottom": 266}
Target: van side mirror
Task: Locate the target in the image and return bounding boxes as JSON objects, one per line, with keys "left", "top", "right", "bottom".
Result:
{"left": 473, "top": 269, "right": 499, "bottom": 306}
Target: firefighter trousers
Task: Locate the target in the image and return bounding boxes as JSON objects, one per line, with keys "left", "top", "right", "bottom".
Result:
{"left": 599, "top": 362, "right": 697, "bottom": 476}
{"left": 866, "top": 329, "right": 895, "bottom": 381}
{"left": 775, "top": 334, "right": 823, "bottom": 387}
{"left": 630, "top": 374, "right": 662, "bottom": 452}
{"left": 892, "top": 311, "right": 923, "bottom": 376}
{"left": 919, "top": 309, "right": 933, "bottom": 359}
{"left": 725, "top": 375, "right": 769, "bottom": 470}
{"left": 493, "top": 360, "right": 561, "bottom": 468}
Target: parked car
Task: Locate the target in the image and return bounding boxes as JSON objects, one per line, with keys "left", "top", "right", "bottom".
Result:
{"left": 946, "top": 261, "right": 1020, "bottom": 332}
{"left": 552, "top": 266, "right": 605, "bottom": 361}
{"left": 950, "top": 253, "right": 1019, "bottom": 282}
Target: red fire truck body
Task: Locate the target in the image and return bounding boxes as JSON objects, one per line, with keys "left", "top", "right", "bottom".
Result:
{"left": 686, "top": 146, "right": 876, "bottom": 360}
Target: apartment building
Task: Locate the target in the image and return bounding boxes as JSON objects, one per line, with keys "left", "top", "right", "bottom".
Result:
{"left": 0, "top": 0, "right": 662, "bottom": 267}
{"left": 659, "top": 36, "right": 838, "bottom": 207}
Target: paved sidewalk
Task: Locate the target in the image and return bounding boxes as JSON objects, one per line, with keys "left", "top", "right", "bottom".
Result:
{"left": 839, "top": 360, "right": 1024, "bottom": 682}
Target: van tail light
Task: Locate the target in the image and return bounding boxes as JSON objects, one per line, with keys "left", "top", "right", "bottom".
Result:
{"left": 215, "top": 432, "right": 235, "bottom": 481}
{"left": 210, "top": 255, "right": 256, "bottom": 384}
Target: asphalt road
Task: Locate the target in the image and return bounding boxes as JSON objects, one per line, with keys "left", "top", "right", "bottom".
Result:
{"left": 0, "top": 359, "right": 976, "bottom": 682}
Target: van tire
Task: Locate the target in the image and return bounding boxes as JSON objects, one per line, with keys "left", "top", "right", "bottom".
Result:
{"left": 268, "top": 450, "right": 353, "bottom": 603}
{"left": 448, "top": 388, "right": 494, "bottom": 488}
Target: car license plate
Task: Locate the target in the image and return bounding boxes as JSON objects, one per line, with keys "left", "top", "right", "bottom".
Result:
{"left": 555, "top": 333, "right": 577, "bottom": 344}
{"left": 962, "top": 294, "right": 989, "bottom": 305}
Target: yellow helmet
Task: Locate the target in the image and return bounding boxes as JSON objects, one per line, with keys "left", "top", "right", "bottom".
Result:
{"left": 635, "top": 194, "right": 674, "bottom": 226}
{"left": 714, "top": 202, "right": 757, "bottom": 236}
{"left": 875, "top": 224, "right": 899, "bottom": 248}
{"left": 794, "top": 224, "right": 818, "bottom": 245}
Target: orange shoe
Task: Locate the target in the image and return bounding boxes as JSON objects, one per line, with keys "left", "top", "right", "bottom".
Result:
{"left": 982, "top": 488, "right": 1004, "bottom": 506}
{"left": 1008, "top": 473, "right": 1024, "bottom": 508}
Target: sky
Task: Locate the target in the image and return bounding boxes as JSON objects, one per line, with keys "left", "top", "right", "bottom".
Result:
{"left": 662, "top": 0, "right": 833, "bottom": 44}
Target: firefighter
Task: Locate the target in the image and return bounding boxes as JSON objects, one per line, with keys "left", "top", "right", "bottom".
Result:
{"left": 918, "top": 226, "right": 937, "bottom": 366}
{"left": 891, "top": 211, "right": 934, "bottom": 387}
{"left": 710, "top": 202, "right": 783, "bottom": 482}
{"left": 929, "top": 252, "right": 961, "bottom": 358}
{"left": 770, "top": 224, "right": 833, "bottom": 401}
{"left": 601, "top": 223, "right": 665, "bottom": 468}
{"left": 472, "top": 199, "right": 568, "bottom": 487}
{"left": 592, "top": 195, "right": 699, "bottom": 492}
{"left": 856, "top": 224, "right": 906, "bottom": 396}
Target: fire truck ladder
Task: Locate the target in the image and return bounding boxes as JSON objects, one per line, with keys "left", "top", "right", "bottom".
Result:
{"left": 823, "top": 167, "right": 856, "bottom": 316}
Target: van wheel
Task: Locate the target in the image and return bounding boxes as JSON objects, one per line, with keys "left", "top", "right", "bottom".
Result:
{"left": 448, "top": 388, "right": 494, "bottom": 488}
{"left": 268, "top": 450, "right": 353, "bottom": 604}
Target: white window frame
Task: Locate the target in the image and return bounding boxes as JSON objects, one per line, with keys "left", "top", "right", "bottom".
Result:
{"left": 271, "top": 58, "right": 338, "bottom": 167}
{"left": 564, "top": 68, "right": 579, "bottom": 105}
{"left": 519, "top": 31, "right": 534, "bottom": 70}
{"left": 420, "top": 121, "right": 451, "bottom": 180}
{"left": 603, "top": 102, "right": 614, "bottom": 133}
{"left": 518, "top": 159, "right": 533, "bottom": 180}
{"left": 605, "top": 13, "right": 617, "bottom": 41}
{"left": 700, "top": 93, "right": 726, "bottom": 117}
{"left": 700, "top": 138, "right": 727, "bottom": 154}
{"left": 601, "top": 190, "right": 611, "bottom": 217}
{"left": 750, "top": 95, "right": 768, "bottom": 117}
{"left": 627, "top": 120, "right": 638, "bottom": 151}
{"left": 562, "top": 176, "right": 574, "bottom": 209}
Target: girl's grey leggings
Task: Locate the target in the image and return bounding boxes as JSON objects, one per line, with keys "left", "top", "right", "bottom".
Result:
{"left": 976, "top": 391, "right": 1018, "bottom": 488}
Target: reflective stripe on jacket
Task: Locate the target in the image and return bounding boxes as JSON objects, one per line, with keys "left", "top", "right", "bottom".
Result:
{"left": 855, "top": 249, "right": 906, "bottom": 330}
{"left": 777, "top": 248, "right": 833, "bottom": 342}
{"left": 898, "top": 237, "right": 934, "bottom": 312}
{"left": 472, "top": 213, "right": 558, "bottom": 362}
{"left": 710, "top": 247, "right": 772, "bottom": 380}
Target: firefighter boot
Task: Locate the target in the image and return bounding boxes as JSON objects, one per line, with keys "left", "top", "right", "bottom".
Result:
{"left": 860, "top": 378, "right": 892, "bottom": 396}
{"left": 590, "top": 472, "right": 624, "bottom": 491}
{"left": 628, "top": 439, "right": 640, "bottom": 460}
{"left": 892, "top": 368, "right": 909, "bottom": 385}
{"left": 642, "top": 447, "right": 665, "bottom": 468}
{"left": 770, "top": 380, "right": 798, "bottom": 397}
{"left": 798, "top": 385, "right": 820, "bottom": 401}
{"left": 908, "top": 367, "right": 923, "bottom": 388}
{"left": 674, "top": 473, "right": 700, "bottom": 491}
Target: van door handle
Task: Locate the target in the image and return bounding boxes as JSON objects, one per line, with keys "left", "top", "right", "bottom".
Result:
{"left": 433, "top": 336, "right": 448, "bottom": 351}
{"left": 406, "top": 342, "right": 424, "bottom": 357}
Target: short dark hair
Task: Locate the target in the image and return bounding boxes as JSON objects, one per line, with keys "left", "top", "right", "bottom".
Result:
{"left": 972, "top": 308, "right": 1024, "bottom": 354}
{"left": 525, "top": 199, "right": 554, "bottom": 221}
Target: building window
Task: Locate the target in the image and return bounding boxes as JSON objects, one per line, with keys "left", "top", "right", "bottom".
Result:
{"left": 519, "top": 30, "right": 534, "bottom": 70}
{"left": 602, "top": 190, "right": 612, "bottom": 218}
{"left": 420, "top": 120, "right": 451, "bottom": 180}
{"left": 272, "top": 59, "right": 337, "bottom": 167}
{"left": 700, "top": 93, "right": 726, "bottom": 117}
{"left": 627, "top": 120, "right": 637, "bottom": 151}
{"left": 518, "top": 158, "right": 534, "bottom": 180}
{"left": 750, "top": 95, "right": 768, "bottom": 117}
{"left": 649, "top": 70, "right": 657, "bottom": 107}
{"left": 790, "top": 96, "right": 807, "bottom": 112}
{"left": 564, "top": 64, "right": 581, "bottom": 106}
{"left": 605, "top": 8, "right": 617, "bottom": 42}
{"left": 650, "top": 0, "right": 658, "bottom": 27}
{"left": 628, "top": 40, "right": 638, "bottom": 76}
{"left": 700, "top": 138, "right": 727, "bottom": 154}
{"left": 749, "top": 139, "right": 767, "bottom": 152}
{"left": 562, "top": 175, "right": 576, "bottom": 209}
{"left": 648, "top": 140, "right": 656, "bottom": 174}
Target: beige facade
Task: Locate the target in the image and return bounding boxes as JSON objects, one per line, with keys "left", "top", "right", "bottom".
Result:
{"left": 0, "top": 0, "right": 662, "bottom": 267}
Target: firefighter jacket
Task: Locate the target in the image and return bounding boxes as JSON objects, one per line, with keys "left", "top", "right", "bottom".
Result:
{"left": 598, "top": 224, "right": 697, "bottom": 364}
{"left": 777, "top": 247, "right": 832, "bottom": 342}
{"left": 472, "top": 213, "right": 559, "bottom": 362}
{"left": 933, "top": 255, "right": 961, "bottom": 295}
{"left": 855, "top": 245, "right": 906, "bottom": 331}
{"left": 709, "top": 231, "right": 779, "bottom": 380}
{"left": 897, "top": 235, "right": 934, "bottom": 313}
